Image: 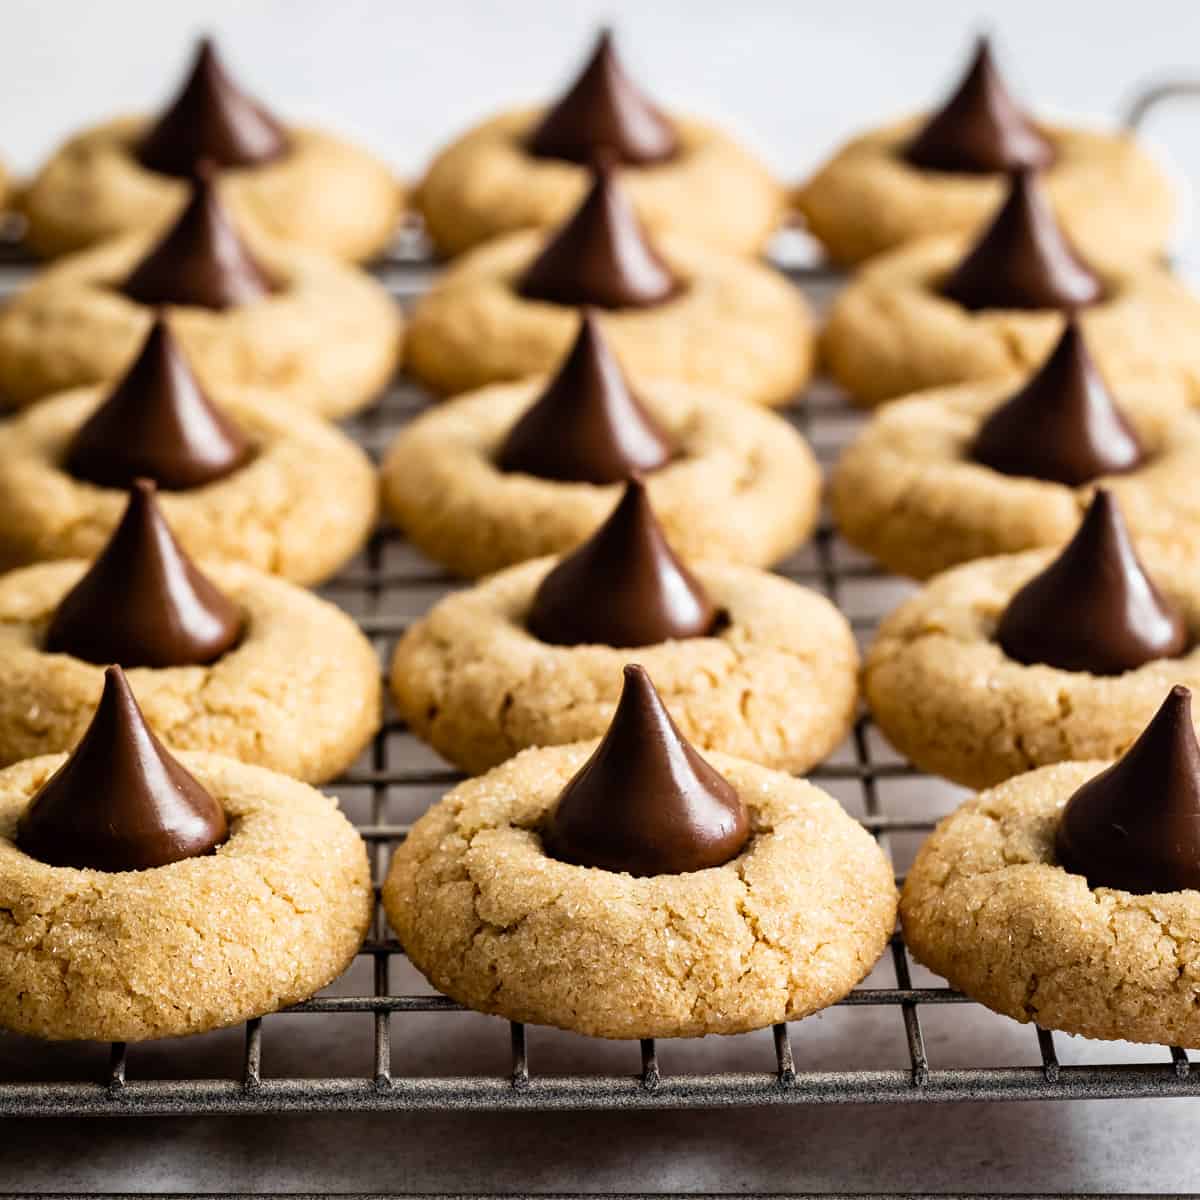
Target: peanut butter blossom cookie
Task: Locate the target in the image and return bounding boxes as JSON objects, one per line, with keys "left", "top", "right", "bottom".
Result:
{"left": 796, "top": 37, "right": 1173, "bottom": 267}
{"left": 384, "top": 315, "right": 820, "bottom": 576}
{"left": 0, "top": 318, "right": 376, "bottom": 584}
{"left": 0, "top": 666, "right": 371, "bottom": 1041}
{"left": 0, "top": 169, "right": 402, "bottom": 415}
{"left": 0, "top": 480, "right": 380, "bottom": 783}
{"left": 385, "top": 665, "right": 896, "bottom": 1039}
{"left": 392, "top": 476, "right": 857, "bottom": 773}
{"left": 416, "top": 30, "right": 782, "bottom": 257}
{"left": 865, "top": 491, "right": 1200, "bottom": 788}
{"left": 822, "top": 169, "right": 1200, "bottom": 408}
{"left": 406, "top": 162, "right": 812, "bottom": 407}
{"left": 832, "top": 321, "right": 1200, "bottom": 579}
{"left": 21, "top": 38, "right": 401, "bottom": 262}
{"left": 902, "top": 686, "right": 1200, "bottom": 1046}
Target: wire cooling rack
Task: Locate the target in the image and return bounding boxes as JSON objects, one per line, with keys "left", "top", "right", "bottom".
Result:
{"left": 0, "top": 228, "right": 1199, "bottom": 1121}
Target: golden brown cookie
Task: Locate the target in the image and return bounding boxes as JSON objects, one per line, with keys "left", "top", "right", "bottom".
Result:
{"left": 900, "top": 762, "right": 1200, "bottom": 1046}
{"left": 0, "top": 227, "right": 402, "bottom": 415}
{"left": 863, "top": 548, "right": 1200, "bottom": 788}
{"left": 391, "top": 558, "right": 858, "bottom": 774}
{"left": 0, "top": 751, "right": 371, "bottom": 1041}
{"left": 796, "top": 119, "right": 1173, "bottom": 268}
{"left": 380, "top": 375, "right": 821, "bottom": 577}
{"left": 384, "top": 744, "right": 896, "bottom": 1039}
{"left": 0, "top": 385, "right": 376, "bottom": 585}
{"left": 822, "top": 237, "right": 1200, "bottom": 408}
{"left": 831, "top": 375, "right": 1199, "bottom": 579}
{"left": 404, "top": 230, "right": 813, "bottom": 407}
{"left": 0, "top": 558, "right": 380, "bottom": 783}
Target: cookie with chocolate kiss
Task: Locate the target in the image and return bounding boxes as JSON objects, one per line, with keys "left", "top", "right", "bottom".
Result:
{"left": 543, "top": 664, "right": 749, "bottom": 876}
{"left": 518, "top": 161, "right": 681, "bottom": 309}
{"left": 971, "top": 319, "right": 1144, "bottom": 487}
{"left": 121, "top": 165, "right": 280, "bottom": 310}
{"left": 527, "top": 476, "right": 718, "bottom": 648}
{"left": 496, "top": 312, "right": 674, "bottom": 484}
{"left": 941, "top": 169, "right": 1104, "bottom": 312}
{"left": 65, "top": 316, "right": 252, "bottom": 491}
{"left": 906, "top": 36, "right": 1054, "bottom": 175}
{"left": 527, "top": 29, "right": 678, "bottom": 168}
{"left": 44, "top": 479, "right": 244, "bottom": 669}
{"left": 16, "top": 665, "right": 228, "bottom": 872}
{"left": 996, "top": 489, "right": 1188, "bottom": 675}
{"left": 137, "top": 38, "right": 289, "bottom": 179}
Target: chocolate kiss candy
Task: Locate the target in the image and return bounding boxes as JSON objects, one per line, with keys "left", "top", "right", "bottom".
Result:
{"left": 1057, "top": 686, "right": 1200, "bottom": 893}
{"left": 137, "top": 37, "right": 289, "bottom": 178}
{"left": 17, "top": 665, "right": 228, "bottom": 872}
{"left": 65, "top": 316, "right": 253, "bottom": 491}
{"left": 941, "top": 170, "right": 1104, "bottom": 312}
{"left": 527, "top": 29, "right": 678, "bottom": 167}
{"left": 543, "top": 664, "right": 749, "bottom": 876}
{"left": 44, "top": 479, "right": 244, "bottom": 669}
{"left": 527, "top": 476, "right": 718, "bottom": 648}
{"left": 971, "top": 320, "right": 1144, "bottom": 486}
{"left": 906, "top": 36, "right": 1055, "bottom": 174}
{"left": 496, "top": 311, "right": 675, "bottom": 484}
{"left": 517, "top": 162, "right": 680, "bottom": 309}
{"left": 996, "top": 490, "right": 1188, "bottom": 675}
{"left": 122, "top": 166, "right": 279, "bottom": 310}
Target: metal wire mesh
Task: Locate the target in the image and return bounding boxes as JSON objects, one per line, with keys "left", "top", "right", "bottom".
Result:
{"left": 1, "top": 235, "right": 1199, "bottom": 1120}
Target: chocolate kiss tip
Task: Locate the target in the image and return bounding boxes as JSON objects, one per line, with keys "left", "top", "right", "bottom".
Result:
{"left": 65, "top": 316, "right": 252, "bottom": 492}
{"left": 44, "top": 478, "right": 244, "bottom": 670}
{"left": 526, "top": 476, "right": 717, "bottom": 648}
{"left": 15, "top": 665, "right": 228, "bottom": 873}
{"left": 1056, "top": 685, "right": 1200, "bottom": 894}
{"left": 137, "top": 36, "right": 289, "bottom": 179}
{"left": 527, "top": 28, "right": 677, "bottom": 168}
{"left": 970, "top": 319, "right": 1144, "bottom": 486}
{"left": 996, "top": 489, "right": 1189, "bottom": 675}
{"left": 543, "top": 663, "right": 749, "bottom": 877}
{"left": 496, "top": 312, "right": 674, "bottom": 485}
{"left": 941, "top": 169, "right": 1103, "bottom": 313}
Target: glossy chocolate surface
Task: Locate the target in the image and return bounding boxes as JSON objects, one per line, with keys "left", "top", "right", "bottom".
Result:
{"left": 971, "top": 320, "right": 1144, "bottom": 486}
{"left": 496, "top": 312, "right": 674, "bottom": 484}
{"left": 517, "top": 162, "right": 680, "bottom": 310}
{"left": 16, "top": 665, "right": 228, "bottom": 873}
{"left": 1057, "top": 686, "right": 1200, "bottom": 894}
{"left": 941, "top": 170, "right": 1104, "bottom": 312}
{"left": 543, "top": 664, "right": 749, "bottom": 876}
{"left": 996, "top": 490, "right": 1188, "bottom": 675}
{"left": 66, "top": 316, "right": 253, "bottom": 491}
{"left": 527, "top": 476, "right": 718, "bottom": 648}
{"left": 527, "top": 29, "right": 678, "bottom": 167}
{"left": 44, "top": 479, "right": 244, "bottom": 669}
{"left": 137, "top": 37, "right": 289, "bottom": 178}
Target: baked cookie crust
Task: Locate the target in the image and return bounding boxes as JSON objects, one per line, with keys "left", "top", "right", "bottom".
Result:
{"left": 391, "top": 558, "right": 858, "bottom": 775}
{"left": 380, "top": 376, "right": 821, "bottom": 577}
{"left": 404, "top": 230, "right": 813, "bottom": 408}
{"left": 864, "top": 549, "right": 1200, "bottom": 788}
{"left": 0, "top": 751, "right": 371, "bottom": 1041}
{"left": 822, "top": 236, "right": 1200, "bottom": 408}
{"left": 832, "top": 376, "right": 1199, "bottom": 579}
{"left": 21, "top": 117, "right": 402, "bottom": 263}
{"left": 0, "top": 559, "right": 380, "bottom": 783}
{"left": 0, "top": 225, "right": 402, "bottom": 415}
{"left": 0, "top": 386, "right": 377, "bottom": 585}
{"left": 901, "top": 762, "right": 1200, "bottom": 1046}
{"left": 384, "top": 746, "right": 896, "bottom": 1039}
{"left": 796, "top": 118, "right": 1174, "bottom": 268}
{"left": 417, "top": 108, "right": 782, "bottom": 258}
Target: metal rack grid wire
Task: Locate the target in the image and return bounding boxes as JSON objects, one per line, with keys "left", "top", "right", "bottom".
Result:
{"left": 2, "top": 226, "right": 1200, "bottom": 1119}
